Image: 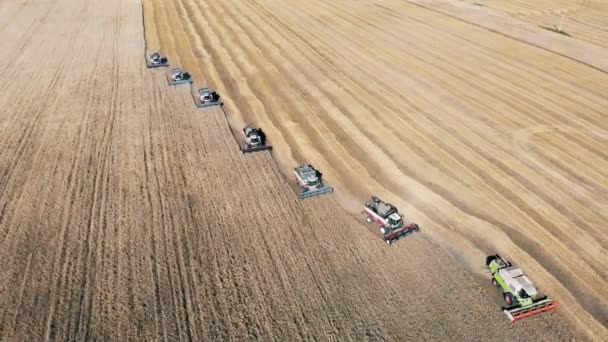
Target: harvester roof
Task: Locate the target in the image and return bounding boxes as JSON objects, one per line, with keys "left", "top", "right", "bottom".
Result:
{"left": 298, "top": 165, "right": 315, "bottom": 176}
{"left": 295, "top": 165, "right": 319, "bottom": 183}
{"left": 500, "top": 266, "right": 537, "bottom": 297}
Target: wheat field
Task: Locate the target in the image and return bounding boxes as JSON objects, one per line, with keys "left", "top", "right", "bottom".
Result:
{"left": 143, "top": 0, "right": 608, "bottom": 339}
{"left": 0, "top": 0, "right": 585, "bottom": 340}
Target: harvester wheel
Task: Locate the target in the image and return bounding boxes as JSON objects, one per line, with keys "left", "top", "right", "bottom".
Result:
{"left": 503, "top": 293, "right": 515, "bottom": 305}
{"left": 385, "top": 239, "right": 391, "bottom": 245}
{"left": 366, "top": 217, "right": 372, "bottom": 223}
{"left": 380, "top": 227, "right": 386, "bottom": 234}
{"left": 492, "top": 278, "right": 499, "bottom": 287}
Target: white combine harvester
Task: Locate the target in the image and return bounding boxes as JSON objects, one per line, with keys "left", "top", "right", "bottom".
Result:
{"left": 168, "top": 68, "right": 192, "bottom": 86}
{"left": 240, "top": 126, "right": 272, "bottom": 153}
{"left": 195, "top": 87, "right": 222, "bottom": 108}
{"left": 363, "top": 196, "right": 403, "bottom": 234}
{"left": 147, "top": 52, "right": 169, "bottom": 68}
{"left": 293, "top": 164, "right": 333, "bottom": 200}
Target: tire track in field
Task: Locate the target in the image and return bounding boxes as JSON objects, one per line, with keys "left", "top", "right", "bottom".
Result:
{"left": 0, "top": 0, "right": 90, "bottom": 232}
{"left": 0, "top": 0, "right": 56, "bottom": 80}
{"left": 0, "top": 3, "right": 93, "bottom": 337}
{"left": 77, "top": 1, "right": 125, "bottom": 338}
{"left": 142, "top": 75, "right": 169, "bottom": 341}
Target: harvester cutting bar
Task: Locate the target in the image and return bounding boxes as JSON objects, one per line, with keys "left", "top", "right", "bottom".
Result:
{"left": 299, "top": 186, "right": 333, "bottom": 200}
{"left": 196, "top": 100, "right": 222, "bottom": 108}
{"left": 503, "top": 297, "right": 558, "bottom": 322}
{"left": 240, "top": 145, "right": 272, "bottom": 154}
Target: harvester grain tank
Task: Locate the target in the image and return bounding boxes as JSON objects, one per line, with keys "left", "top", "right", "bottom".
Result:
{"left": 293, "top": 164, "right": 333, "bottom": 199}
{"left": 486, "top": 254, "right": 558, "bottom": 322}
{"left": 240, "top": 126, "right": 272, "bottom": 153}
{"left": 168, "top": 68, "right": 192, "bottom": 85}
{"left": 147, "top": 52, "right": 169, "bottom": 68}
{"left": 196, "top": 87, "right": 222, "bottom": 107}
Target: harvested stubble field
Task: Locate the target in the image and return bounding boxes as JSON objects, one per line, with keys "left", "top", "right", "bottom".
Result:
{"left": 0, "top": 0, "right": 579, "bottom": 340}
{"left": 143, "top": 0, "right": 608, "bottom": 340}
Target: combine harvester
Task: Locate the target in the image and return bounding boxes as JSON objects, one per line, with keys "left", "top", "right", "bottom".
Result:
{"left": 195, "top": 87, "right": 222, "bottom": 108}
{"left": 240, "top": 126, "right": 272, "bottom": 153}
{"left": 293, "top": 164, "right": 333, "bottom": 200}
{"left": 363, "top": 196, "right": 420, "bottom": 245}
{"left": 168, "top": 68, "right": 192, "bottom": 86}
{"left": 486, "top": 254, "right": 558, "bottom": 322}
{"left": 146, "top": 52, "right": 169, "bottom": 68}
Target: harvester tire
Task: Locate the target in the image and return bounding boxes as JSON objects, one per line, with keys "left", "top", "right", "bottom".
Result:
{"left": 380, "top": 227, "right": 386, "bottom": 234}
{"left": 492, "top": 278, "right": 499, "bottom": 287}
{"left": 503, "top": 293, "right": 515, "bottom": 305}
{"left": 385, "top": 239, "right": 391, "bottom": 245}
{"left": 366, "top": 217, "right": 372, "bottom": 223}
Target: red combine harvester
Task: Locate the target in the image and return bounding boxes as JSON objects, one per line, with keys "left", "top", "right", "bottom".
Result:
{"left": 362, "top": 196, "right": 420, "bottom": 245}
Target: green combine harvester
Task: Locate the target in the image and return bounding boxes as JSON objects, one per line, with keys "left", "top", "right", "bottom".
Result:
{"left": 486, "top": 254, "right": 558, "bottom": 322}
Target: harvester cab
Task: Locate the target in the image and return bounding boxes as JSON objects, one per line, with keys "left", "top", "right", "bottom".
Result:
{"left": 240, "top": 126, "right": 272, "bottom": 153}
{"left": 168, "top": 68, "right": 192, "bottom": 85}
{"left": 196, "top": 87, "right": 222, "bottom": 107}
{"left": 486, "top": 254, "right": 557, "bottom": 322}
{"left": 293, "top": 164, "right": 333, "bottom": 200}
{"left": 147, "top": 52, "right": 169, "bottom": 68}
